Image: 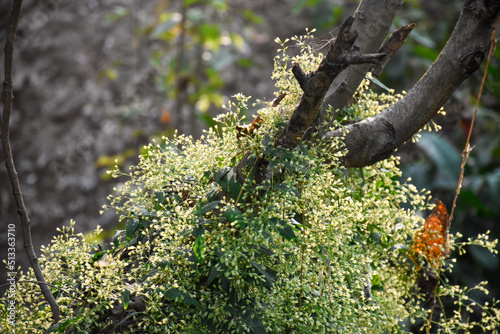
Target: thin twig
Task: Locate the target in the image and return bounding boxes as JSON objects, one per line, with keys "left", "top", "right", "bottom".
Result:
{"left": 1, "top": 0, "right": 61, "bottom": 321}
{"left": 447, "top": 21, "right": 498, "bottom": 227}
{"left": 425, "top": 20, "right": 498, "bottom": 334}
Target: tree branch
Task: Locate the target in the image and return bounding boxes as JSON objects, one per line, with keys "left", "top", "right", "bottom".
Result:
{"left": 305, "top": 0, "right": 403, "bottom": 138}
{"left": 326, "top": 0, "right": 500, "bottom": 168}
{"left": 1, "top": 0, "right": 61, "bottom": 322}
{"left": 276, "top": 16, "right": 385, "bottom": 149}
{"left": 370, "top": 23, "right": 416, "bottom": 77}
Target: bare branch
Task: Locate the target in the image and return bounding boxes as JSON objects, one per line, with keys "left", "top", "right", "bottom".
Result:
{"left": 345, "top": 53, "right": 387, "bottom": 65}
{"left": 305, "top": 0, "right": 403, "bottom": 138}
{"left": 370, "top": 23, "right": 416, "bottom": 77}
{"left": 1, "top": 0, "right": 61, "bottom": 322}
{"left": 275, "top": 16, "right": 385, "bottom": 149}
{"left": 327, "top": 0, "right": 500, "bottom": 168}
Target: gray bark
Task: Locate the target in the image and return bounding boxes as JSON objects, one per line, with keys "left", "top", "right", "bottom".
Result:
{"left": 305, "top": 0, "right": 403, "bottom": 139}
{"left": 276, "top": 16, "right": 385, "bottom": 149}
{"left": 326, "top": 0, "right": 500, "bottom": 167}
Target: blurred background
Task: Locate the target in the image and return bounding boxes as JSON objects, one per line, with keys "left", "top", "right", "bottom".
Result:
{"left": 0, "top": 0, "right": 499, "bottom": 328}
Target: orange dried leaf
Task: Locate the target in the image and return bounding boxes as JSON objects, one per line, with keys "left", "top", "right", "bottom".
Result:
{"left": 236, "top": 115, "right": 263, "bottom": 140}
{"left": 411, "top": 200, "right": 450, "bottom": 270}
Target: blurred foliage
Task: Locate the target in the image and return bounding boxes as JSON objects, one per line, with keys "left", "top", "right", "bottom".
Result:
{"left": 96, "top": 0, "right": 267, "bottom": 177}
{"left": 292, "top": 0, "right": 345, "bottom": 31}
{"left": 104, "top": 0, "right": 263, "bottom": 128}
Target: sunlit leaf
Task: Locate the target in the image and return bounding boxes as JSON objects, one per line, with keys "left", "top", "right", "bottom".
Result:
{"left": 193, "top": 233, "right": 205, "bottom": 263}
{"left": 121, "top": 289, "right": 130, "bottom": 310}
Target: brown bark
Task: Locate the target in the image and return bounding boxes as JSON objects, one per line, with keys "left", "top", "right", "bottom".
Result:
{"left": 304, "top": 0, "right": 403, "bottom": 139}
{"left": 276, "top": 16, "right": 385, "bottom": 149}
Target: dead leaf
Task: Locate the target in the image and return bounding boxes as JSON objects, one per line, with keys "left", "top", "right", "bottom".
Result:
{"left": 411, "top": 199, "right": 450, "bottom": 271}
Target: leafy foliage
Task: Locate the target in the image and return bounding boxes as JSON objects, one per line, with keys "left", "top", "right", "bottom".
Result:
{"left": 2, "top": 32, "right": 499, "bottom": 334}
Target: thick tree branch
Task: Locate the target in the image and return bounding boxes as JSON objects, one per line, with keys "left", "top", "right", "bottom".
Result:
{"left": 305, "top": 0, "right": 403, "bottom": 138}
{"left": 1, "top": 0, "right": 61, "bottom": 321}
{"left": 327, "top": 0, "right": 500, "bottom": 168}
{"left": 276, "top": 16, "right": 385, "bottom": 149}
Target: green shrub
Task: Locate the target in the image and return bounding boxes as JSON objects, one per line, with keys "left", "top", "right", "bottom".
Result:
{"left": 2, "top": 32, "right": 498, "bottom": 334}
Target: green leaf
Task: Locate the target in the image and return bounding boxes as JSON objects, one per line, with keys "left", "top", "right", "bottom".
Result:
{"left": 243, "top": 308, "right": 268, "bottom": 334}
{"left": 417, "top": 133, "right": 461, "bottom": 189}
{"left": 214, "top": 167, "right": 231, "bottom": 189}
{"left": 214, "top": 167, "right": 242, "bottom": 201}
{"left": 257, "top": 244, "right": 275, "bottom": 257}
{"left": 272, "top": 183, "right": 289, "bottom": 192}
{"left": 154, "top": 191, "right": 165, "bottom": 209}
{"left": 293, "top": 212, "right": 304, "bottom": 225}
{"left": 251, "top": 261, "right": 276, "bottom": 288}
{"left": 207, "top": 265, "right": 220, "bottom": 286}
{"left": 237, "top": 58, "right": 253, "bottom": 68}
{"left": 368, "top": 75, "right": 390, "bottom": 91}
{"left": 277, "top": 223, "right": 296, "bottom": 240}
{"left": 150, "top": 15, "right": 180, "bottom": 39}
{"left": 200, "top": 201, "right": 220, "bottom": 216}
{"left": 112, "top": 230, "right": 125, "bottom": 247}
{"left": 243, "top": 10, "right": 263, "bottom": 24}
{"left": 164, "top": 287, "right": 201, "bottom": 307}
{"left": 199, "top": 23, "right": 221, "bottom": 44}
{"left": 44, "top": 316, "right": 83, "bottom": 333}
{"left": 126, "top": 219, "right": 139, "bottom": 241}
{"left": 192, "top": 224, "right": 205, "bottom": 238}
{"left": 413, "top": 44, "right": 439, "bottom": 61}
{"left": 299, "top": 145, "right": 309, "bottom": 157}
{"left": 193, "top": 233, "right": 205, "bottom": 263}
{"left": 224, "top": 207, "right": 243, "bottom": 222}
{"left": 90, "top": 251, "right": 105, "bottom": 264}
{"left": 270, "top": 218, "right": 296, "bottom": 240}
{"left": 115, "top": 312, "right": 144, "bottom": 327}
{"left": 228, "top": 178, "right": 243, "bottom": 202}
{"left": 128, "top": 236, "right": 139, "bottom": 246}
{"left": 121, "top": 289, "right": 130, "bottom": 310}
{"left": 273, "top": 183, "right": 300, "bottom": 198}
{"left": 105, "top": 7, "right": 130, "bottom": 23}
{"left": 461, "top": 189, "right": 492, "bottom": 216}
